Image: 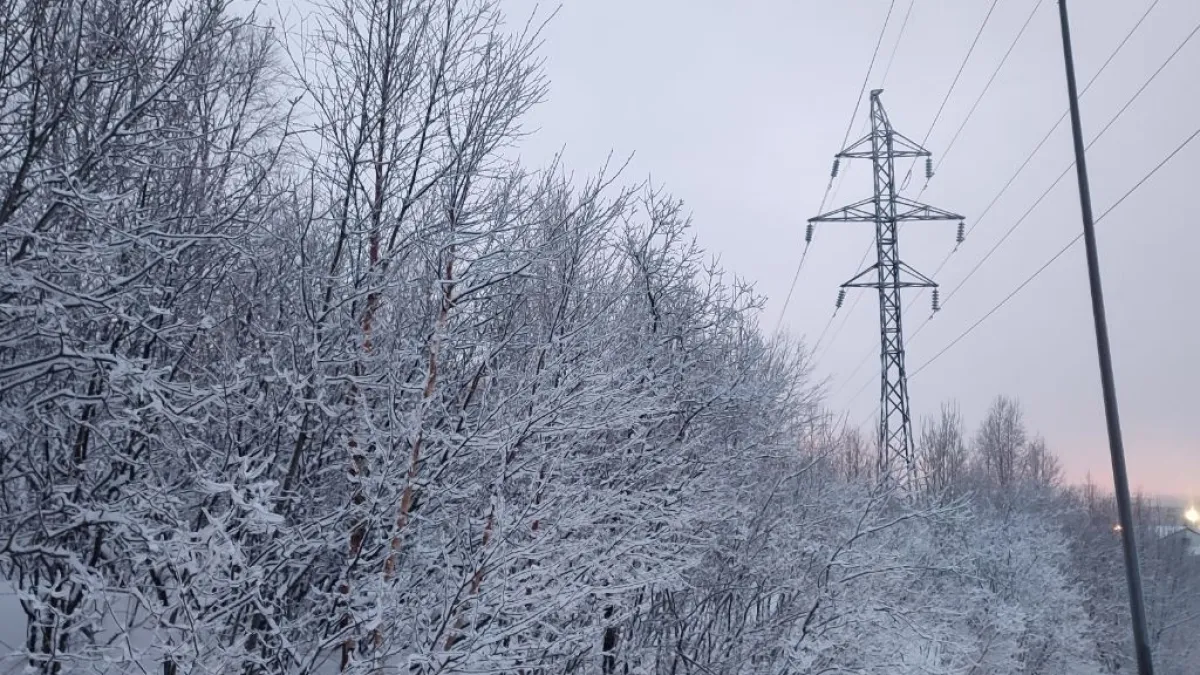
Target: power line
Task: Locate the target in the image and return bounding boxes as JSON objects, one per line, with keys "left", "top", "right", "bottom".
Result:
{"left": 808, "top": 124, "right": 879, "bottom": 365}
{"left": 810, "top": 241, "right": 871, "bottom": 364}
{"left": 774, "top": 1, "right": 897, "bottom": 335}
{"left": 902, "top": 0, "right": 1002, "bottom": 190}
{"left": 803, "top": 1, "right": 921, "bottom": 352}
{"left": 839, "top": 0, "right": 1179, "bottom": 429}
{"left": 821, "top": 0, "right": 1005, "bottom": 362}
{"left": 845, "top": 363, "right": 878, "bottom": 413}
{"left": 922, "top": 10, "right": 1200, "bottom": 319}
{"left": 920, "top": 0, "right": 1001, "bottom": 143}
{"left": 924, "top": 0, "right": 1047, "bottom": 189}
{"left": 825, "top": 1, "right": 1021, "bottom": 389}
{"left": 862, "top": 108, "right": 1194, "bottom": 406}
{"left": 848, "top": 119, "right": 1200, "bottom": 419}
{"left": 831, "top": 336, "right": 876, "bottom": 399}
{"left": 841, "top": 0, "right": 899, "bottom": 151}
{"left": 927, "top": 0, "right": 1161, "bottom": 261}
{"left": 773, "top": 247, "right": 811, "bottom": 334}
{"left": 821, "top": 1, "right": 1077, "bottom": 400}
{"left": 908, "top": 121, "right": 1200, "bottom": 381}
{"left": 808, "top": 309, "right": 839, "bottom": 358}
{"left": 835, "top": 0, "right": 1173, "bottom": 389}
{"left": 880, "top": 0, "right": 916, "bottom": 85}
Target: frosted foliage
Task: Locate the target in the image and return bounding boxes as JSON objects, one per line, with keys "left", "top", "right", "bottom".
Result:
{"left": 1, "top": 0, "right": 1196, "bottom": 674}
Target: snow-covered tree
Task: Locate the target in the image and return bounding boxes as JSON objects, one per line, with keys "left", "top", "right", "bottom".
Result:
{"left": 0, "top": 1, "right": 1161, "bottom": 674}
{"left": 918, "top": 401, "right": 968, "bottom": 495}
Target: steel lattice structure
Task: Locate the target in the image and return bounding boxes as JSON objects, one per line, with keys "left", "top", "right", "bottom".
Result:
{"left": 810, "top": 89, "right": 963, "bottom": 485}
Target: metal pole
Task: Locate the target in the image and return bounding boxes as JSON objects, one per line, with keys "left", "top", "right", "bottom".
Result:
{"left": 1056, "top": 2, "right": 1154, "bottom": 673}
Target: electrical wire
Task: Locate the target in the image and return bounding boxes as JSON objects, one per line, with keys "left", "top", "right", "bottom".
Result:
{"left": 811, "top": 242, "right": 871, "bottom": 365}
{"left": 844, "top": 118, "right": 1200, "bottom": 415}
{"left": 908, "top": 122, "right": 1200, "bottom": 380}
{"left": 835, "top": 0, "right": 1171, "bottom": 398}
{"left": 831, "top": 338, "right": 876, "bottom": 400}
{"left": 773, "top": 246, "right": 812, "bottom": 334}
{"left": 921, "top": 0, "right": 1001, "bottom": 142}
{"left": 927, "top": 0, "right": 1162, "bottom": 270}
{"left": 849, "top": 105, "right": 1195, "bottom": 403}
{"left": 901, "top": 0, "right": 1002, "bottom": 190}
{"left": 774, "top": 1, "right": 897, "bottom": 335}
{"left": 914, "top": 10, "right": 1200, "bottom": 328}
{"left": 808, "top": 310, "right": 840, "bottom": 359}
{"left": 807, "top": 123, "right": 878, "bottom": 366}
{"left": 923, "top": 0, "right": 1047, "bottom": 191}
{"left": 845, "top": 364, "right": 877, "bottom": 412}
{"left": 880, "top": 0, "right": 916, "bottom": 86}
{"left": 846, "top": 118, "right": 1200, "bottom": 414}
{"left": 840, "top": 0, "right": 899, "bottom": 152}
{"left": 820, "top": 0, "right": 1006, "bottom": 362}
{"left": 804, "top": 0, "right": 922, "bottom": 356}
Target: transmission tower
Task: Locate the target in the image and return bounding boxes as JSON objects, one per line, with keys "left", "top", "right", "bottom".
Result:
{"left": 809, "top": 89, "right": 964, "bottom": 484}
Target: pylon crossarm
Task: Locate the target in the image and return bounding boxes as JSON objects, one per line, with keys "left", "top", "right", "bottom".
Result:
{"left": 846, "top": 280, "right": 936, "bottom": 289}
{"left": 893, "top": 196, "right": 964, "bottom": 222}
{"left": 896, "top": 261, "right": 937, "bottom": 288}
{"left": 840, "top": 261, "right": 937, "bottom": 289}
{"left": 840, "top": 264, "right": 881, "bottom": 288}
{"left": 809, "top": 197, "right": 876, "bottom": 222}
{"left": 889, "top": 131, "right": 932, "bottom": 158}
{"left": 837, "top": 132, "right": 874, "bottom": 158}
{"left": 839, "top": 131, "right": 930, "bottom": 159}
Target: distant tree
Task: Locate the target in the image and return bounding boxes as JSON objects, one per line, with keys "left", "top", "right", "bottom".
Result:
{"left": 1062, "top": 487, "right": 1200, "bottom": 675}
{"left": 918, "top": 401, "right": 968, "bottom": 495}
{"left": 833, "top": 424, "right": 871, "bottom": 481}
{"left": 1024, "top": 435, "right": 1062, "bottom": 488}
{"left": 974, "top": 395, "right": 1027, "bottom": 489}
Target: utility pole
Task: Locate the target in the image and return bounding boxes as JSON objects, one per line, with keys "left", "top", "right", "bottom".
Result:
{"left": 1056, "top": 2, "right": 1154, "bottom": 673}
{"left": 809, "top": 90, "right": 963, "bottom": 486}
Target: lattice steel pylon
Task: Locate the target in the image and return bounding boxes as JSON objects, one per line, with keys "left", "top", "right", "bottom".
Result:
{"left": 809, "top": 90, "right": 964, "bottom": 486}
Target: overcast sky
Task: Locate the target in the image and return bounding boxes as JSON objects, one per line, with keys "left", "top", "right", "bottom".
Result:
{"left": 499, "top": 0, "right": 1200, "bottom": 500}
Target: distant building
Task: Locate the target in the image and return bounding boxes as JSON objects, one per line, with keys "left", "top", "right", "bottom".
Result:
{"left": 1154, "top": 525, "right": 1200, "bottom": 556}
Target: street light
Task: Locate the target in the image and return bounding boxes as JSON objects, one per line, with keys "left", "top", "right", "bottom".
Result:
{"left": 1185, "top": 506, "right": 1199, "bottom": 526}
